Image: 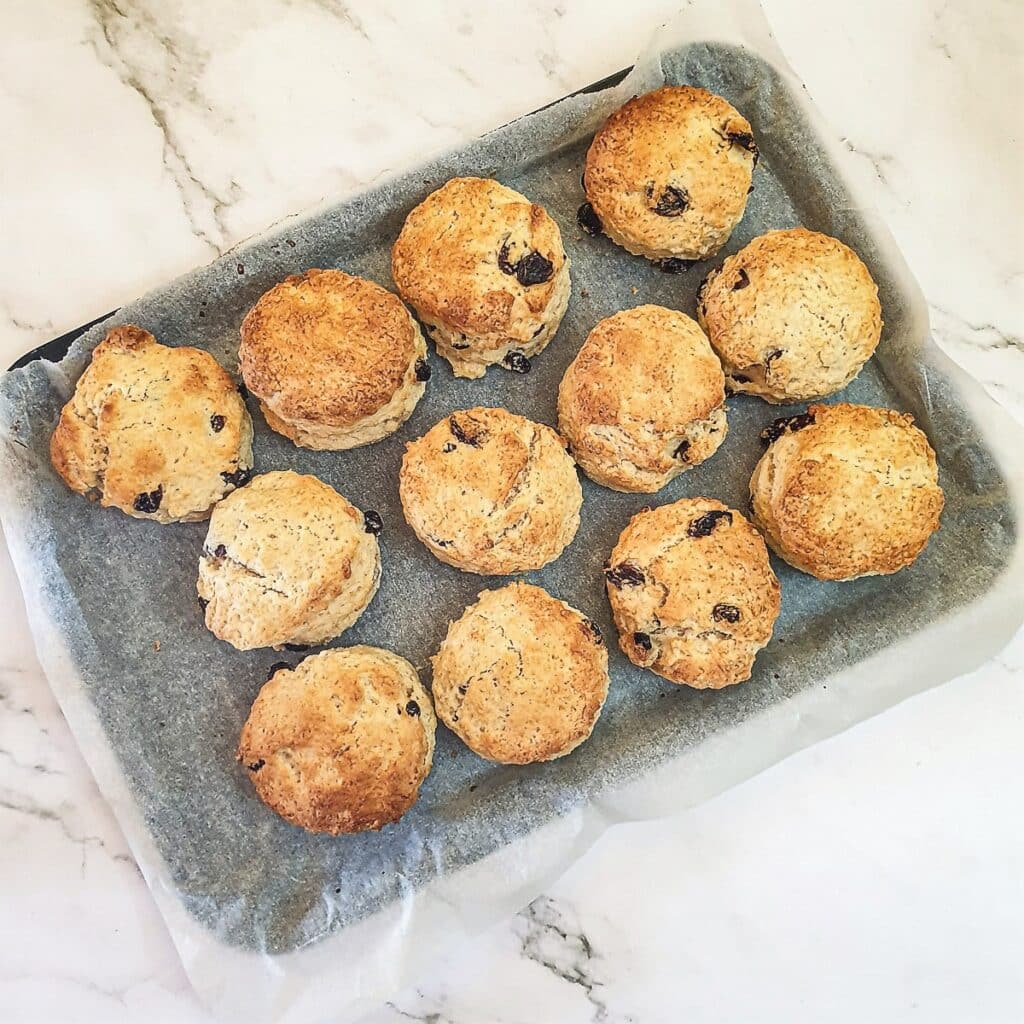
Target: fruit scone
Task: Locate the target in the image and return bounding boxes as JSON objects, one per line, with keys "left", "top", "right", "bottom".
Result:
{"left": 581, "top": 85, "right": 758, "bottom": 268}
{"left": 606, "top": 498, "right": 780, "bottom": 688}
{"left": 392, "top": 177, "right": 570, "bottom": 379}
{"left": 50, "top": 324, "right": 253, "bottom": 523}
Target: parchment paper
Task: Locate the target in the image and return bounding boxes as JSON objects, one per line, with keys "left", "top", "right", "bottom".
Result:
{"left": 2, "top": 2, "right": 1023, "bottom": 1021}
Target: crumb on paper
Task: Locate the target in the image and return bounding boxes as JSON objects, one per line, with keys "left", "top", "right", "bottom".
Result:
{"left": 153, "top": 640, "right": 161, "bottom": 652}
{"left": 631, "top": 286, "right": 639, "bottom": 295}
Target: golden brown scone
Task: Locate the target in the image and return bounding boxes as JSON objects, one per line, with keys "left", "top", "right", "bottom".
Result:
{"left": 557, "top": 305, "right": 727, "bottom": 492}
{"left": 582, "top": 86, "right": 757, "bottom": 263}
{"left": 399, "top": 407, "right": 582, "bottom": 575}
{"left": 431, "top": 583, "right": 608, "bottom": 764}
{"left": 197, "top": 471, "right": 380, "bottom": 650}
{"left": 391, "top": 177, "right": 570, "bottom": 379}
{"left": 606, "top": 498, "right": 780, "bottom": 688}
{"left": 237, "top": 647, "right": 435, "bottom": 834}
{"left": 49, "top": 324, "right": 253, "bottom": 523}
{"left": 749, "top": 403, "right": 943, "bottom": 580}
{"left": 697, "top": 228, "right": 883, "bottom": 402}
{"left": 239, "top": 269, "right": 428, "bottom": 450}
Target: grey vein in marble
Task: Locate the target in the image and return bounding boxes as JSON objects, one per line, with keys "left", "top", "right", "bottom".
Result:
{"left": 83, "top": 0, "right": 232, "bottom": 254}
{"left": 515, "top": 897, "right": 621, "bottom": 1023}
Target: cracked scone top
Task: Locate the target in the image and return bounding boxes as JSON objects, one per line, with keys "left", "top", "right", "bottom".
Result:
{"left": 697, "top": 228, "right": 883, "bottom": 402}
{"left": 432, "top": 583, "right": 609, "bottom": 764}
{"left": 197, "top": 471, "right": 380, "bottom": 650}
{"left": 557, "top": 305, "right": 727, "bottom": 492}
{"left": 237, "top": 647, "right": 435, "bottom": 834}
{"left": 606, "top": 498, "right": 780, "bottom": 689}
{"left": 749, "top": 403, "right": 943, "bottom": 580}
{"left": 583, "top": 86, "right": 757, "bottom": 262}
{"left": 50, "top": 324, "right": 253, "bottom": 523}
{"left": 391, "top": 177, "right": 570, "bottom": 379}
{"left": 239, "top": 269, "right": 428, "bottom": 450}
{"left": 399, "top": 407, "right": 582, "bottom": 575}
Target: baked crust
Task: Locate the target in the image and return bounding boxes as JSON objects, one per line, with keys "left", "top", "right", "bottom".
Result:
{"left": 431, "top": 582, "right": 608, "bottom": 763}
{"left": 50, "top": 324, "right": 253, "bottom": 523}
{"left": 399, "top": 407, "right": 582, "bottom": 575}
{"left": 584, "top": 86, "right": 756, "bottom": 261}
{"left": 557, "top": 305, "right": 727, "bottom": 492}
{"left": 238, "top": 647, "right": 435, "bottom": 833}
{"left": 391, "top": 177, "right": 570, "bottom": 378}
{"left": 239, "top": 268, "right": 427, "bottom": 448}
{"left": 606, "top": 498, "right": 780, "bottom": 688}
{"left": 197, "top": 471, "right": 380, "bottom": 650}
{"left": 749, "top": 403, "right": 943, "bottom": 579}
{"left": 698, "top": 228, "right": 882, "bottom": 402}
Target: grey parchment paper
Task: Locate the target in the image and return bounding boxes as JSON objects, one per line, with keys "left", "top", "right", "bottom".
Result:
{"left": 1, "top": 2, "right": 1023, "bottom": 1021}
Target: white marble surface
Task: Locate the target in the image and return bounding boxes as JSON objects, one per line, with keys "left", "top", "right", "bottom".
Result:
{"left": 2, "top": 1, "right": 1023, "bottom": 1022}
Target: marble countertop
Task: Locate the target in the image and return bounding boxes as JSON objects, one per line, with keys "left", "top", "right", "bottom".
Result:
{"left": 2, "top": 1, "right": 1022, "bottom": 1022}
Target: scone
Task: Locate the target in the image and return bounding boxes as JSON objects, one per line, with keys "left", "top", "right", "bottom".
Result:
{"left": 557, "top": 305, "right": 727, "bottom": 492}
{"left": 431, "top": 582, "right": 608, "bottom": 764}
{"left": 697, "top": 228, "right": 883, "bottom": 401}
{"left": 582, "top": 86, "right": 757, "bottom": 265}
{"left": 237, "top": 647, "right": 435, "bottom": 833}
{"left": 749, "top": 403, "right": 943, "bottom": 580}
{"left": 391, "top": 177, "right": 570, "bottom": 379}
{"left": 239, "top": 268, "right": 428, "bottom": 449}
{"left": 399, "top": 407, "right": 582, "bottom": 575}
{"left": 50, "top": 324, "right": 253, "bottom": 523}
{"left": 198, "top": 470, "right": 380, "bottom": 650}
{"left": 606, "top": 498, "right": 780, "bottom": 688}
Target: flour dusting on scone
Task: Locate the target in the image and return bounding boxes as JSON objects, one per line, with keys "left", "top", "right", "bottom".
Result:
{"left": 50, "top": 324, "right": 253, "bottom": 523}
{"left": 391, "top": 177, "right": 570, "bottom": 378}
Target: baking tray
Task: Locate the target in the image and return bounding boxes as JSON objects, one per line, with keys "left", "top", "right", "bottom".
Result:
{"left": 2, "top": 15, "right": 1022, "bottom": 1023}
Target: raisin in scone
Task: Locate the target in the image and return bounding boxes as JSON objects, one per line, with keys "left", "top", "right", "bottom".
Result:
{"left": 391, "top": 177, "right": 570, "bottom": 379}
{"left": 557, "top": 305, "right": 727, "bottom": 492}
{"left": 399, "top": 408, "right": 582, "bottom": 575}
{"left": 749, "top": 404, "right": 943, "bottom": 580}
{"left": 239, "top": 269, "right": 428, "bottom": 449}
{"left": 582, "top": 86, "right": 757, "bottom": 265}
{"left": 606, "top": 498, "right": 780, "bottom": 688}
{"left": 50, "top": 324, "right": 253, "bottom": 523}
{"left": 697, "top": 228, "right": 882, "bottom": 401}
{"left": 432, "top": 583, "right": 608, "bottom": 764}
{"left": 238, "top": 647, "right": 435, "bottom": 833}
{"left": 198, "top": 471, "right": 380, "bottom": 650}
